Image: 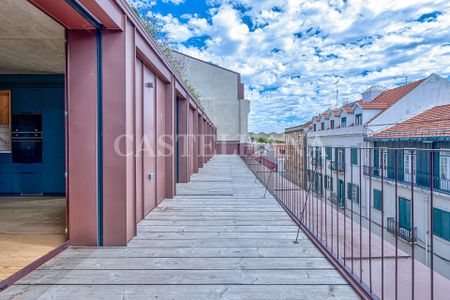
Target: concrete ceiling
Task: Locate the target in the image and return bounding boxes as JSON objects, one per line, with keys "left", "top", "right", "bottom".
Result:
{"left": 0, "top": 0, "right": 65, "bottom": 74}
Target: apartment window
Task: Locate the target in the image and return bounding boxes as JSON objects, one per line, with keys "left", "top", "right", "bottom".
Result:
{"left": 404, "top": 150, "right": 416, "bottom": 183}
{"left": 355, "top": 113, "right": 362, "bottom": 126}
{"left": 433, "top": 208, "right": 450, "bottom": 241}
{"left": 441, "top": 153, "right": 450, "bottom": 191}
{"left": 325, "top": 147, "right": 332, "bottom": 160}
{"left": 398, "top": 197, "right": 411, "bottom": 229}
{"left": 351, "top": 148, "right": 358, "bottom": 165}
{"left": 330, "top": 120, "right": 335, "bottom": 129}
{"left": 347, "top": 183, "right": 360, "bottom": 204}
{"left": 313, "top": 124, "right": 317, "bottom": 131}
{"left": 341, "top": 117, "right": 347, "bottom": 128}
{"left": 377, "top": 150, "right": 388, "bottom": 177}
{"left": 320, "top": 122, "right": 324, "bottom": 130}
{"left": 373, "top": 189, "right": 383, "bottom": 211}
{"left": 325, "top": 175, "right": 333, "bottom": 190}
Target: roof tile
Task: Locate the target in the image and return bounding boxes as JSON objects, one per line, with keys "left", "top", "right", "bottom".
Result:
{"left": 370, "top": 104, "right": 450, "bottom": 139}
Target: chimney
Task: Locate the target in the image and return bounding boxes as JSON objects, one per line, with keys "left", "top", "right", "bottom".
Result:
{"left": 362, "top": 85, "right": 386, "bottom": 103}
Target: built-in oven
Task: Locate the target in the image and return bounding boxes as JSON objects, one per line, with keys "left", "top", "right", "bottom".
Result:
{"left": 12, "top": 114, "right": 42, "bottom": 163}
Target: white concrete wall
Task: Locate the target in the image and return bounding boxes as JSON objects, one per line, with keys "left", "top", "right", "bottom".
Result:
{"left": 174, "top": 52, "right": 249, "bottom": 143}
{"left": 367, "top": 74, "right": 450, "bottom": 134}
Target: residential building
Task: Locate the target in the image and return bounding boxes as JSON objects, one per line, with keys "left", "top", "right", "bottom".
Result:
{"left": 174, "top": 52, "right": 250, "bottom": 155}
{"left": 366, "top": 104, "right": 450, "bottom": 277}
{"left": 304, "top": 74, "right": 450, "bottom": 277}
{"left": 285, "top": 122, "right": 310, "bottom": 189}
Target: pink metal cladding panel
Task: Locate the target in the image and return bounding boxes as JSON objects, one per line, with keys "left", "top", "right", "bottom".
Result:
{"left": 135, "top": 58, "right": 144, "bottom": 222}
{"left": 188, "top": 107, "right": 195, "bottom": 178}
{"left": 66, "top": 30, "right": 98, "bottom": 246}
{"left": 156, "top": 78, "right": 166, "bottom": 205}
{"left": 143, "top": 64, "right": 157, "bottom": 215}
{"left": 125, "top": 20, "right": 137, "bottom": 241}
{"left": 102, "top": 29, "right": 128, "bottom": 246}
{"left": 28, "top": 0, "right": 95, "bottom": 29}
{"left": 177, "top": 97, "right": 189, "bottom": 183}
{"left": 164, "top": 79, "right": 176, "bottom": 198}
{"left": 197, "top": 113, "right": 203, "bottom": 169}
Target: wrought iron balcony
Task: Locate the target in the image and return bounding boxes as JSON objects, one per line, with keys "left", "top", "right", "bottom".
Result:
{"left": 311, "top": 157, "right": 323, "bottom": 166}
{"left": 386, "top": 217, "right": 417, "bottom": 243}
{"left": 363, "top": 166, "right": 450, "bottom": 195}
{"left": 330, "top": 161, "right": 345, "bottom": 172}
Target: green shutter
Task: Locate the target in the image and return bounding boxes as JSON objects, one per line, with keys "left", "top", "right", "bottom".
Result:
{"left": 433, "top": 208, "right": 450, "bottom": 241}
{"left": 326, "top": 147, "right": 332, "bottom": 160}
{"left": 351, "top": 148, "right": 358, "bottom": 165}
{"left": 356, "top": 185, "right": 360, "bottom": 204}
{"left": 347, "top": 182, "right": 352, "bottom": 199}
{"left": 416, "top": 149, "right": 430, "bottom": 187}
{"left": 373, "top": 189, "right": 382, "bottom": 210}
{"left": 398, "top": 197, "right": 411, "bottom": 229}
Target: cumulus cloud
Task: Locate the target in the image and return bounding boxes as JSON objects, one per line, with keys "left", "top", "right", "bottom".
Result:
{"left": 133, "top": 0, "right": 450, "bottom": 132}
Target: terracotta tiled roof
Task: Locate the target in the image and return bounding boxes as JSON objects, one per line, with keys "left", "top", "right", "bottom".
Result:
{"left": 331, "top": 109, "right": 340, "bottom": 116}
{"left": 342, "top": 102, "right": 354, "bottom": 113}
{"left": 360, "top": 78, "right": 425, "bottom": 109}
{"left": 370, "top": 104, "right": 450, "bottom": 139}
{"left": 322, "top": 113, "right": 330, "bottom": 119}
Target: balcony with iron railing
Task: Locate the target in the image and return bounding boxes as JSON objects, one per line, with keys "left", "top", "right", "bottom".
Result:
{"left": 363, "top": 166, "right": 450, "bottom": 195}
{"left": 330, "top": 161, "right": 345, "bottom": 172}
{"left": 386, "top": 217, "right": 417, "bottom": 243}
{"left": 311, "top": 156, "right": 323, "bottom": 166}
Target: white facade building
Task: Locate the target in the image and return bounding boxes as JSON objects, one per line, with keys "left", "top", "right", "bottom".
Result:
{"left": 305, "top": 74, "right": 450, "bottom": 278}
{"left": 174, "top": 52, "right": 250, "bottom": 154}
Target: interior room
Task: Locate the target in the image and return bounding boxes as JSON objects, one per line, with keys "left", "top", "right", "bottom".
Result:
{"left": 0, "top": 0, "right": 67, "bottom": 281}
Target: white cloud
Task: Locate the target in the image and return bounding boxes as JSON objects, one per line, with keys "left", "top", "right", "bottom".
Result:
{"left": 139, "top": 0, "right": 450, "bottom": 132}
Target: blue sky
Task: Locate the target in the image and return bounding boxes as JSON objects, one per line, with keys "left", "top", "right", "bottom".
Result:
{"left": 128, "top": 0, "right": 450, "bottom": 133}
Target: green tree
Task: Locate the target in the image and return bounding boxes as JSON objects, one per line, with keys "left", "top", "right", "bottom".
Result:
{"left": 131, "top": 6, "right": 201, "bottom": 100}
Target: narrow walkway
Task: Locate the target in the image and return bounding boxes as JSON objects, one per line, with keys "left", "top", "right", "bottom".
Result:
{"left": 1, "top": 155, "right": 358, "bottom": 299}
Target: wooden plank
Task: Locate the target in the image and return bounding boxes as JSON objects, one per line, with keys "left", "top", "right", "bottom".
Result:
{"left": 57, "top": 247, "right": 324, "bottom": 258}
{"left": 126, "top": 238, "right": 314, "bottom": 248}
{"left": 139, "top": 220, "right": 294, "bottom": 226}
{"left": 136, "top": 225, "right": 299, "bottom": 232}
{"left": 0, "top": 284, "right": 359, "bottom": 300}
{"left": 19, "top": 269, "right": 348, "bottom": 285}
{"left": 133, "top": 232, "right": 306, "bottom": 240}
{"left": 40, "top": 257, "right": 333, "bottom": 270}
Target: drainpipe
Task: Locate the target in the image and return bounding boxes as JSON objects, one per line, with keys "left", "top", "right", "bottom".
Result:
{"left": 65, "top": 0, "right": 104, "bottom": 246}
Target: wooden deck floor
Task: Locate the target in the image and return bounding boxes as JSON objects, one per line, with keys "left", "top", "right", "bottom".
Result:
{"left": 0, "top": 197, "right": 66, "bottom": 281}
{"left": 0, "top": 155, "right": 358, "bottom": 299}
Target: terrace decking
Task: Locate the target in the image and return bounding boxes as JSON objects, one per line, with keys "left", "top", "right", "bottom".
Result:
{"left": 0, "top": 155, "right": 358, "bottom": 299}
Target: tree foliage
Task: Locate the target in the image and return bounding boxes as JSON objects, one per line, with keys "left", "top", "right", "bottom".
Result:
{"left": 131, "top": 7, "right": 201, "bottom": 100}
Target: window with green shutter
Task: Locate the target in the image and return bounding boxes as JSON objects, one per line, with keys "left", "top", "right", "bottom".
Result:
{"left": 326, "top": 147, "right": 332, "bottom": 160}
{"left": 351, "top": 148, "right": 358, "bottom": 165}
{"left": 347, "top": 183, "right": 352, "bottom": 199}
{"left": 398, "top": 197, "right": 411, "bottom": 229}
{"left": 433, "top": 208, "right": 450, "bottom": 241}
{"left": 373, "top": 189, "right": 382, "bottom": 211}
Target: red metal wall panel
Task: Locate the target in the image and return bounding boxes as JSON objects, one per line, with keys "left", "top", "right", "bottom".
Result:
{"left": 66, "top": 30, "right": 98, "bottom": 246}
{"left": 156, "top": 78, "right": 166, "bottom": 204}
{"left": 143, "top": 64, "right": 157, "bottom": 215}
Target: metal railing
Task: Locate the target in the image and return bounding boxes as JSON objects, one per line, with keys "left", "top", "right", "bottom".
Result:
{"left": 386, "top": 217, "right": 417, "bottom": 243}
{"left": 242, "top": 144, "right": 450, "bottom": 300}
{"left": 363, "top": 166, "right": 450, "bottom": 195}
{"left": 330, "top": 161, "right": 345, "bottom": 172}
